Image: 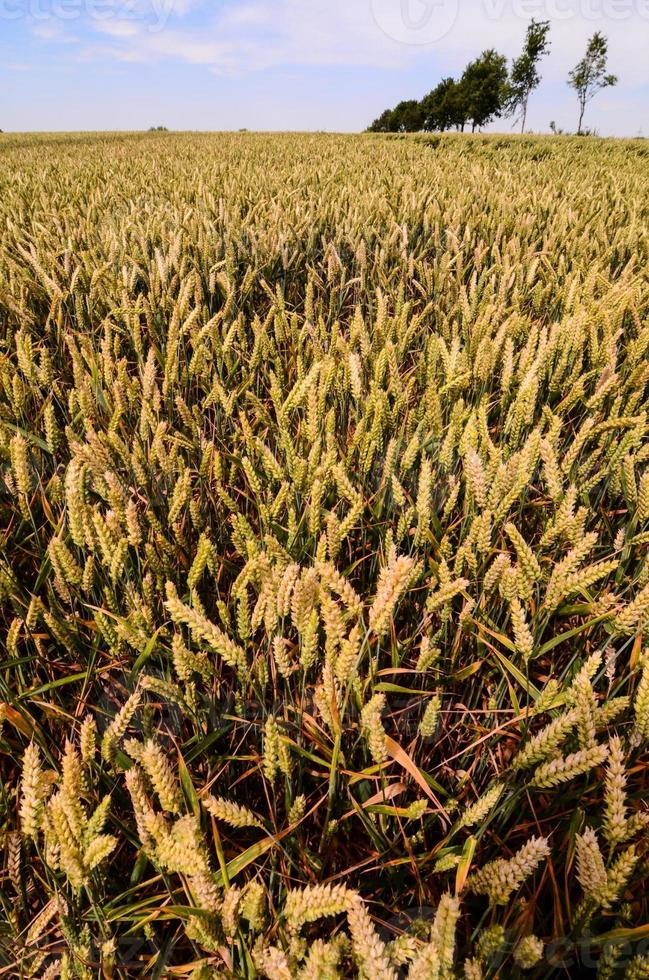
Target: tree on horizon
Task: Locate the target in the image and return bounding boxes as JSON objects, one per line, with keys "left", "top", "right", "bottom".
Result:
{"left": 506, "top": 19, "right": 551, "bottom": 133}
{"left": 460, "top": 50, "right": 510, "bottom": 132}
{"left": 421, "top": 78, "right": 468, "bottom": 132}
{"left": 568, "top": 32, "right": 617, "bottom": 135}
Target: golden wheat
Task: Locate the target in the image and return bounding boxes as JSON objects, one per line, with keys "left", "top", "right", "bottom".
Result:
{"left": 2, "top": 130, "right": 649, "bottom": 978}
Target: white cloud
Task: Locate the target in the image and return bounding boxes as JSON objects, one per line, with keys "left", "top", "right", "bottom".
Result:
{"left": 59, "top": 0, "right": 418, "bottom": 70}
{"left": 98, "top": 19, "right": 140, "bottom": 37}
{"left": 21, "top": 0, "right": 648, "bottom": 133}
{"left": 218, "top": 3, "right": 274, "bottom": 29}
{"left": 55, "top": 0, "right": 646, "bottom": 85}
{"left": 31, "top": 20, "right": 79, "bottom": 43}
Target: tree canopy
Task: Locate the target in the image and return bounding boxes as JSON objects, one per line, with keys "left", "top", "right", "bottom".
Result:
{"left": 506, "top": 19, "right": 551, "bottom": 133}
{"left": 421, "top": 78, "right": 466, "bottom": 132}
{"left": 368, "top": 43, "right": 510, "bottom": 135}
{"left": 568, "top": 32, "right": 617, "bottom": 135}
{"left": 461, "top": 49, "right": 510, "bottom": 132}
{"left": 367, "top": 24, "right": 618, "bottom": 137}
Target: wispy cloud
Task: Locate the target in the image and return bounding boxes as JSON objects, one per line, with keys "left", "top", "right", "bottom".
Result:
{"left": 31, "top": 20, "right": 79, "bottom": 44}
{"left": 81, "top": 0, "right": 409, "bottom": 72}
{"left": 7, "top": 0, "right": 647, "bottom": 134}
{"left": 24, "top": 0, "right": 645, "bottom": 87}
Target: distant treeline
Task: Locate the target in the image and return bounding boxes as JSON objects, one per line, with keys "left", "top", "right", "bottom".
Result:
{"left": 368, "top": 24, "right": 617, "bottom": 136}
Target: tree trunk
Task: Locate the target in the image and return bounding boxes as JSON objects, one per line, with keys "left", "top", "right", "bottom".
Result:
{"left": 578, "top": 97, "right": 586, "bottom": 135}
{"left": 521, "top": 95, "right": 528, "bottom": 134}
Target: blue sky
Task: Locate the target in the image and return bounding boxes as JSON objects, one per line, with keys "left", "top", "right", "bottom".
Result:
{"left": 1, "top": 0, "right": 647, "bottom": 134}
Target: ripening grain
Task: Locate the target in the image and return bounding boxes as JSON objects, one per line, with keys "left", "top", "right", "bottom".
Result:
{"left": 1, "top": 130, "right": 649, "bottom": 978}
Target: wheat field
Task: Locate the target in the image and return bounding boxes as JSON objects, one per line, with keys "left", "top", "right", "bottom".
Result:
{"left": 1, "top": 131, "right": 649, "bottom": 978}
